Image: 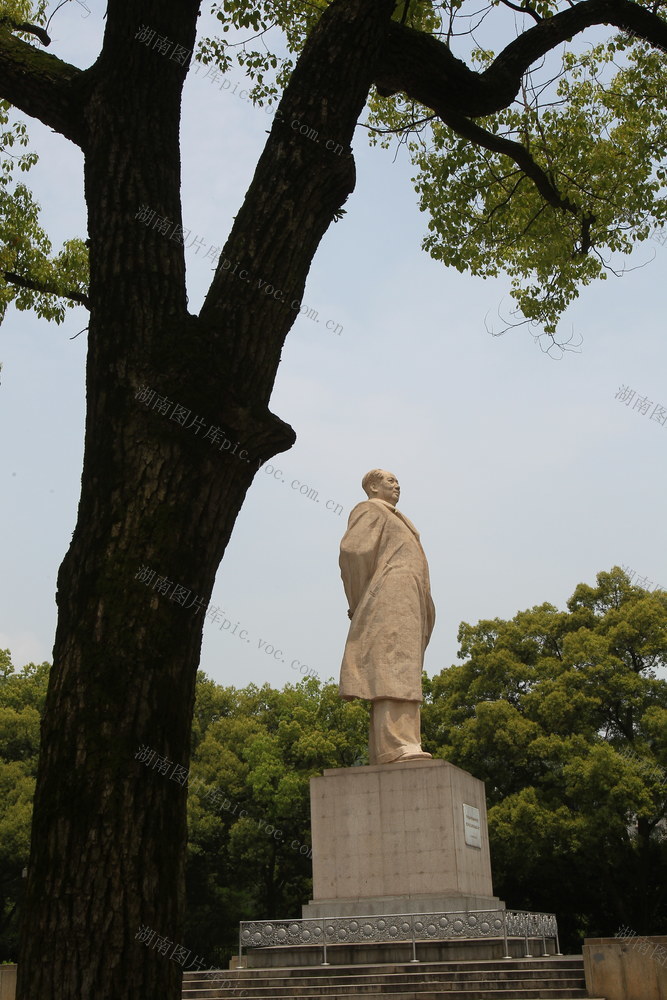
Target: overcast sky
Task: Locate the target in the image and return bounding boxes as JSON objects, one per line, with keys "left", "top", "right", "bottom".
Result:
{"left": 1, "top": 4, "right": 665, "bottom": 691}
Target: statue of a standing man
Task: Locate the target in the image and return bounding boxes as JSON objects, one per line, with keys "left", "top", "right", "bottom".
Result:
{"left": 338, "top": 469, "right": 436, "bottom": 764}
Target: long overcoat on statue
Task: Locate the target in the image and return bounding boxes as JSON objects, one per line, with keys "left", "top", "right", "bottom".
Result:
{"left": 339, "top": 498, "right": 435, "bottom": 702}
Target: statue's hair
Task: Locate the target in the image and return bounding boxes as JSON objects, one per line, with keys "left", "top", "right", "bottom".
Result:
{"left": 362, "top": 469, "right": 388, "bottom": 497}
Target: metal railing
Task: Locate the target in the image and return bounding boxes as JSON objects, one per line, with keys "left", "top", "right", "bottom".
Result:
{"left": 239, "top": 908, "right": 561, "bottom": 965}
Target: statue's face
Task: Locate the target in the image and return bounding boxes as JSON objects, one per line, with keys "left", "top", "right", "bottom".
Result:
{"left": 372, "top": 470, "right": 400, "bottom": 507}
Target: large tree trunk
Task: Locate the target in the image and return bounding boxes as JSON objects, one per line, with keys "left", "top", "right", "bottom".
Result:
{"left": 15, "top": 1, "right": 394, "bottom": 997}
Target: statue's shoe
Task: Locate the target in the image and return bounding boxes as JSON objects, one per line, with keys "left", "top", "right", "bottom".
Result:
{"left": 393, "top": 749, "right": 432, "bottom": 762}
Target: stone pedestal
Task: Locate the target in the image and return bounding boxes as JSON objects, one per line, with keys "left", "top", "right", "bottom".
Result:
{"left": 303, "top": 758, "right": 502, "bottom": 918}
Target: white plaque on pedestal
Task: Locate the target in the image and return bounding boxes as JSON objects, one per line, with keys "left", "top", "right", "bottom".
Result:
{"left": 463, "top": 803, "right": 481, "bottom": 848}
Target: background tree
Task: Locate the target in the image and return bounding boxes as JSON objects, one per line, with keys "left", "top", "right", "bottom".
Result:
{"left": 2, "top": 0, "right": 667, "bottom": 996}
{"left": 185, "top": 674, "right": 367, "bottom": 963}
{"left": 423, "top": 567, "right": 667, "bottom": 948}
{"left": 0, "top": 650, "right": 48, "bottom": 961}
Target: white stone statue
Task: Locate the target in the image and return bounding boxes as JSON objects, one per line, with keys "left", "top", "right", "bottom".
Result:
{"left": 338, "top": 469, "right": 436, "bottom": 764}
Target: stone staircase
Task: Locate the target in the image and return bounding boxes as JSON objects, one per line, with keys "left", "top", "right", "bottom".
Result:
{"left": 182, "top": 955, "right": 605, "bottom": 999}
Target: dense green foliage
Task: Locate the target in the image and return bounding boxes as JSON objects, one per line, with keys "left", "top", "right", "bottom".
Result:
{"left": 410, "top": 42, "right": 667, "bottom": 335}
{"left": 184, "top": 677, "right": 368, "bottom": 963}
{"left": 422, "top": 567, "right": 667, "bottom": 942}
{"left": 1, "top": 568, "right": 665, "bottom": 962}
{"left": 0, "top": 649, "right": 47, "bottom": 960}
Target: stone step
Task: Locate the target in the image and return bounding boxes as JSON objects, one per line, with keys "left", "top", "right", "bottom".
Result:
{"left": 183, "top": 992, "right": 600, "bottom": 1000}
{"left": 187, "top": 967, "right": 583, "bottom": 979}
{"left": 185, "top": 959, "right": 585, "bottom": 980}
{"left": 182, "top": 956, "right": 598, "bottom": 1000}
{"left": 184, "top": 980, "right": 586, "bottom": 991}
{"left": 184, "top": 977, "right": 587, "bottom": 991}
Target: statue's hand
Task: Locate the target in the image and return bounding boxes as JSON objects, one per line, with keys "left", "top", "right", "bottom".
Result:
{"left": 347, "top": 609, "right": 353, "bottom": 620}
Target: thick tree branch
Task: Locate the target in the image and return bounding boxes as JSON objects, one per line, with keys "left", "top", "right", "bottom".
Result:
{"left": 199, "top": 0, "right": 396, "bottom": 405}
{"left": 484, "top": 0, "right": 667, "bottom": 110}
{"left": 0, "top": 28, "right": 85, "bottom": 146}
{"left": 375, "top": 0, "right": 667, "bottom": 117}
{"left": 3, "top": 270, "right": 90, "bottom": 308}
{"left": 0, "top": 18, "right": 51, "bottom": 46}
{"left": 374, "top": 22, "right": 482, "bottom": 112}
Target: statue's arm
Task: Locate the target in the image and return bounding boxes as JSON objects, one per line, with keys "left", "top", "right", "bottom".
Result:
{"left": 339, "top": 505, "right": 384, "bottom": 617}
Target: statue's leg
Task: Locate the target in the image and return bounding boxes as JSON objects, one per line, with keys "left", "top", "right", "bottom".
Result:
{"left": 368, "top": 699, "right": 432, "bottom": 764}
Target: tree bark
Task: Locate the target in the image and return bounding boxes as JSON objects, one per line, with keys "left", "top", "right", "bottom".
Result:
{"left": 15, "top": 1, "right": 394, "bottom": 997}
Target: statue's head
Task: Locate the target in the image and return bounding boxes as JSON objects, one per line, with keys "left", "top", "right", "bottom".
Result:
{"left": 362, "top": 469, "right": 400, "bottom": 507}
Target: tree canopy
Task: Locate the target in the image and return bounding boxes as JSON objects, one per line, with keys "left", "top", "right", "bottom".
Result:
{"left": 4, "top": 0, "right": 667, "bottom": 338}
{"left": 423, "top": 567, "right": 667, "bottom": 941}
{"left": 0, "top": 649, "right": 48, "bottom": 960}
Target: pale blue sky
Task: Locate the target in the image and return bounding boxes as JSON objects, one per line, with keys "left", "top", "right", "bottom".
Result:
{"left": 1, "top": 4, "right": 665, "bottom": 687}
